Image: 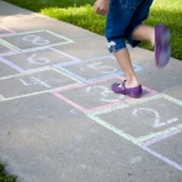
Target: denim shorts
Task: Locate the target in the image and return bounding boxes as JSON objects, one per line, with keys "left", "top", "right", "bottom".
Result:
{"left": 106, "top": 0, "right": 153, "bottom": 52}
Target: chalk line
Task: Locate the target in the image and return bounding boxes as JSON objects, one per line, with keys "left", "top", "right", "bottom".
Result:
{"left": 141, "top": 145, "right": 182, "bottom": 172}
{"left": 0, "top": 25, "right": 16, "bottom": 34}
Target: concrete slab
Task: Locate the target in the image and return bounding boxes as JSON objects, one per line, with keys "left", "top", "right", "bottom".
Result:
{"left": 0, "top": 1, "right": 182, "bottom": 182}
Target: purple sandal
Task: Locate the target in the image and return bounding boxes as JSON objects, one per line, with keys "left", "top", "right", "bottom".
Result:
{"left": 155, "top": 24, "right": 171, "bottom": 68}
{"left": 111, "top": 80, "right": 142, "bottom": 98}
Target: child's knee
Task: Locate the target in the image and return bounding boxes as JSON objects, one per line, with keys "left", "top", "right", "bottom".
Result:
{"left": 107, "top": 40, "right": 126, "bottom": 53}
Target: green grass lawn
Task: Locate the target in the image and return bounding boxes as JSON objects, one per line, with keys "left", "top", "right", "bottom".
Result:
{"left": 0, "top": 162, "right": 18, "bottom": 182}
{"left": 3, "top": 0, "right": 182, "bottom": 60}
{"left": 2, "top": 0, "right": 182, "bottom": 60}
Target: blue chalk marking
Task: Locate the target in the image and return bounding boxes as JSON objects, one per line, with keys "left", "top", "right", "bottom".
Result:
{"left": 132, "top": 62, "right": 143, "bottom": 72}
{"left": 55, "top": 55, "right": 143, "bottom": 83}
{"left": 55, "top": 66, "right": 122, "bottom": 83}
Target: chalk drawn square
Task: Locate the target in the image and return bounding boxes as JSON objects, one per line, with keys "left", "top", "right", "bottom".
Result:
{"left": 1, "top": 47, "right": 78, "bottom": 72}
{"left": 0, "top": 30, "right": 74, "bottom": 51}
{"left": 55, "top": 56, "right": 143, "bottom": 82}
{"left": 51, "top": 76, "right": 157, "bottom": 114}
{"left": 0, "top": 68, "right": 81, "bottom": 101}
{"left": 88, "top": 94, "right": 182, "bottom": 144}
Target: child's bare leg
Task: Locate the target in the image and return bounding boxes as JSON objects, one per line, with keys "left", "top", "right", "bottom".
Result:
{"left": 132, "top": 24, "right": 154, "bottom": 47}
{"left": 113, "top": 25, "right": 155, "bottom": 88}
{"left": 113, "top": 48, "right": 139, "bottom": 88}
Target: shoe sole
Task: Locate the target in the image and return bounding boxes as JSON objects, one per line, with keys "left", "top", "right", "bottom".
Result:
{"left": 155, "top": 25, "right": 171, "bottom": 68}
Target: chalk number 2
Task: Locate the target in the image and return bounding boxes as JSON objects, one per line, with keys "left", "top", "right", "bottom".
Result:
{"left": 132, "top": 108, "right": 178, "bottom": 128}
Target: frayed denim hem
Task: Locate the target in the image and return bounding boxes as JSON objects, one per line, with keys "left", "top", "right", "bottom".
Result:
{"left": 107, "top": 41, "right": 126, "bottom": 53}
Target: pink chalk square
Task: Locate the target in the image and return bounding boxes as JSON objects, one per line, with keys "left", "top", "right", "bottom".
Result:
{"left": 51, "top": 76, "right": 158, "bottom": 114}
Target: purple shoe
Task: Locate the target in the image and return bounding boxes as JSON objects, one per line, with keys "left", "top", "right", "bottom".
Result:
{"left": 111, "top": 80, "right": 142, "bottom": 98}
{"left": 155, "top": 24, "right": 171, "bottom": 68}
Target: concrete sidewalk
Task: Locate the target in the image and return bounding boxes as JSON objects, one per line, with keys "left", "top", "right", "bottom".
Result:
{"left": 0, "top": 1, "right": 182, "bottom": 182}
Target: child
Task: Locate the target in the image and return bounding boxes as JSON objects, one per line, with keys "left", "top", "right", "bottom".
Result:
{"left": 94, "top": 0, "right": 171, "bottom": 98}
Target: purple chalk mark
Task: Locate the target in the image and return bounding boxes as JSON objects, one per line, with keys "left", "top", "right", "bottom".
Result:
{"left": 139, "top": 129, "right": 182, "bottom": 172}
{"left": 140, "top": 129, "right": 181, "bottom": 148}
{"left": 0, "top": 51, "right": 19, "bottom": 57}
{"left": 0, "top": 57, "right": 24, "bottom": 73}
{"left": 141, "top": 145, "right": 182, "bottom": 172}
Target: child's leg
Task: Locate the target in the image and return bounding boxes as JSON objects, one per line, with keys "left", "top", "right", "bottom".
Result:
{"left": 111, "top": 47, "right": 142, "bottom": 98}
{"left": 113, "top": 48, "right": 139, "bottom": 88}
{"left": 132, "top": 24, "right": 155, "bottom": 47}
{"left": 106, "top": 0, "right": 154, "bottom": 98}
{"left": 132, "top": 24, "right": 171, "bottom": 68}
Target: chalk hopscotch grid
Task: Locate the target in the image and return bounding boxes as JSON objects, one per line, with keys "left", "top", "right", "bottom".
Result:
{"left": 51, "top": 76, "right": 158, "bottom": 114}
{"left": 0, "top": 29, "right": 74, "bottom": 51}
{"left": 55, "top": 55, "right": 143, "bottom": 83}
{"left": 0, "top": 67, "right": 82, "bottom": 102}
{"left": 0, "top": 26, "right": 181, "bottom": 173}
{"left": 0, "top": 47, "right": 80, "bottom": 74}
